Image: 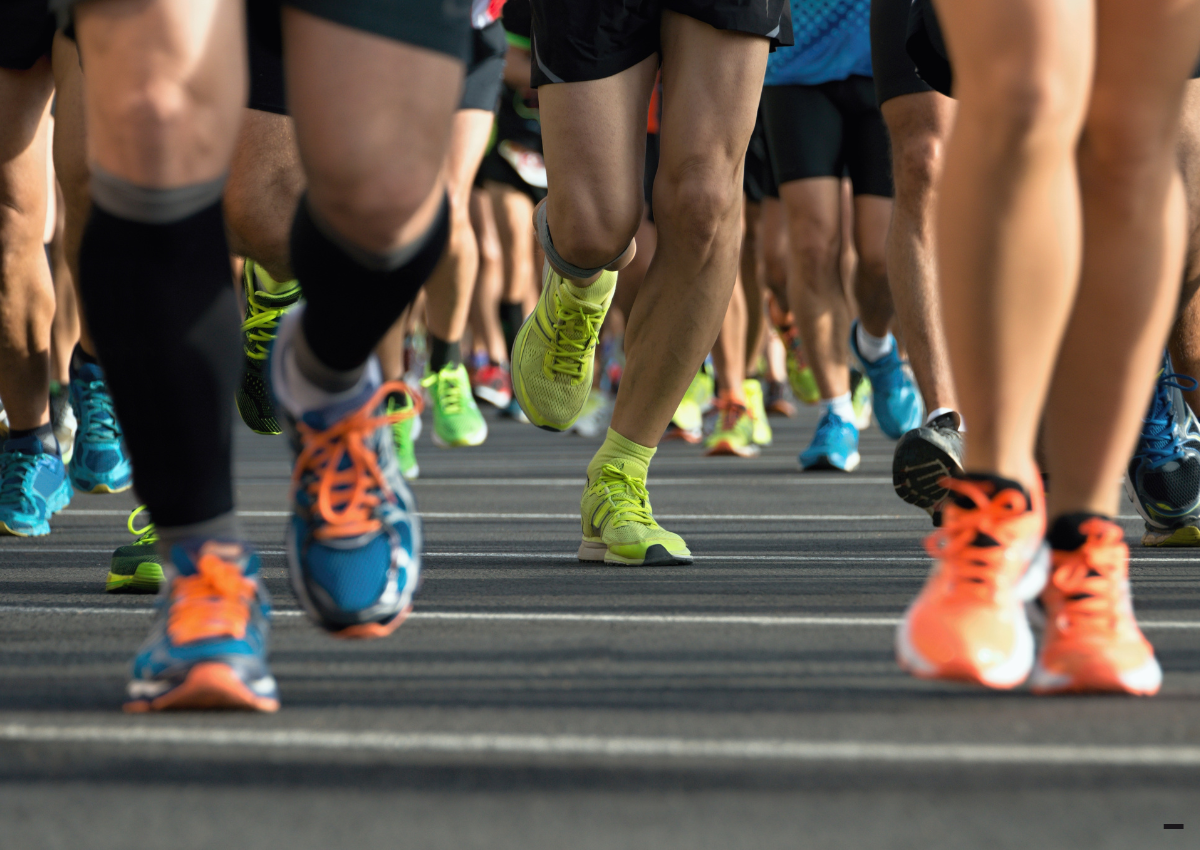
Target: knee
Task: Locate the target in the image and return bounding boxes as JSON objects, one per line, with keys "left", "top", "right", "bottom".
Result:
{"left": 1082, "top": 98, "right": 1176, "bottom": 205}
{"left": 309, "top": 158, "right": 442, "bottom": 255}
{"left": 892, "top": 132, "right": 944, "bottom": 197}
{"left": 547, "top": 199, "right": 641, "bottom": 270}
{"left": 961, "top": 60, "right": 1084, "bottom": 152}
{"left": 654, "top": 162, "right": 742, "bottom": 256}
{"left": 787, "top": 218, "right": 841, "bottom": 285}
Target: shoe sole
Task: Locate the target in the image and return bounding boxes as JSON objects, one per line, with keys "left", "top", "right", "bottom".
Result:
{"left": 77, "top": 481, "right": 133, "bottom": 495}
{"left": 578, "top": 539, "right": 693, "bottom": 566}
{"left": 106, "top": 562, "right": 165, "bottom": 594}
{"left": 124, "top": 662, "right": 279, "bottom": 713}
{"left": 1028, "top": 655, "right": 1163, "bottom": 696}
{"left": 1141, "top": 525, "right": 1200, "bottom": 546}
{"left": 663, "top": 427, "right": 702, "bottom": 444}
{"left": 893, "top": 430, "right": 964, "bottom": 513}
{"left": 474, "top": 386, "right": 513, "bottom": 409}
{"left": 330, "top": 605, "right": 412, "bottom": 639}
{"left": 431, "top": 420, "right": 488, "bottom": 448}
{"left": 705, "top": 440, "right": 760, "bottom": 458}
{"left": 800, "top": 452, "right": 861, "bottom": 473}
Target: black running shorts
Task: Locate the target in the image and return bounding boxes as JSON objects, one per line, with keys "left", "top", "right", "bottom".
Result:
{"left": 0, "top": 1, "right": 55, "bottom": 70}
{"left": 284, "top": 0, "right": 471, "bottom": 62}
{"left": 871, "top": 0, "right": 931, "bottom": 106}
{"left": 761, "top": 77, "right": 893, "bottom": 198}
{"left": 743, "top": 108, "right": 778, "bottom": 202}
{"left": 528, "top": 0, "right": 793, "bottom": 88}
{"left": 247, "top": 0, "right": 287, "bottom": 115}
{"left": 460, "top": 21, "right": 508, "bottom": 112}
{"left": 906, "top": 0, "right": 951, "bottom": 97}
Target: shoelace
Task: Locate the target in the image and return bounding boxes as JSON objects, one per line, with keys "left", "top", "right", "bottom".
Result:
{"left": 76, "top": 381, "right": 121, "bottom": 442}
{"left": 593, "top": 463, "right": 656, "bottom": 528}
{"left": 1049, "top": 518, "right": 1128, "bottom": 632}
{"left": 0, "top": 453, "right": 40, "bottom": 505}
{"left": 292, "top": 381, "right": 418, "bottom": 541}
{"left": 421, "top": 368, "right": 468, "bottom": 415}
{"left": 812, "top": 410, "right": 849, "bottom": 443}
{"left": 714, "top": 397, "right": 749, "bottom": 433}
{"left": 924, "top": 478, "right": 1031, "bottom": 599}
{"left": 126, "top": 505, "right": 157, "bottom": 547}
{"left": 543, "top": 290, "right": 603, "bottom": 382}
{"left": 242, "top": 289, "right": 292, "bottom": 361}
{"left": 1136, "top": 370, "right": 1198, "bottom": 465}
{"left": 167, "top": 552, "right": 257, "bottom": 644}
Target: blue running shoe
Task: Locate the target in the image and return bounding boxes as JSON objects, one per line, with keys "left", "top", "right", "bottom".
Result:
{"left": 849, "top": 320, "right": 924, "bottom": 440}
{"left": 126, "top": 538, "right": 278, "bottom": 712}
{"left": 800, "top": 410, "right": 861, "bottom": 472}
{"left": 68, "top": 360, "right": 132, "bottom": 493}
{"left": 1125, "top": 350, "right": 1200, "bottom": 542}
{"left": 270, "top": 310, "right": 422, "bottom": 639}
{"left": 0, "top": 433, "right": 72, "bottom": 537}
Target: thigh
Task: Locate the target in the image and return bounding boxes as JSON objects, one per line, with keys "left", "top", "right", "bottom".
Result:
{"left": 0, "top": 62, "right": 52, "bottom": 235}
{"left": 841, "top": 77, "right": 895, "bottom": 198}
{"left": 445, "top": 110, "right": 496, "bottom": 205}
{"left": 762, "top": 84, "right": 844, "bottom": 185}
{"left": 777, "top": 177, "right": 842, "bottom": 251}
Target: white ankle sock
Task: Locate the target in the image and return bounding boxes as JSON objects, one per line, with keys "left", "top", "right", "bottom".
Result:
{"left": 272, "top": 309, "right": 380, "bottom": 416}
{"left": 821, "top": 392, "right": 855, "bottom": 422}
{"left": 855, "top": 324, "right": 894, "bottom": 362}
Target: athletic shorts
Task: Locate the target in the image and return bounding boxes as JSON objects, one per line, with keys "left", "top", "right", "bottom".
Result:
{"left": 905, "top": 0, "right": 951, "bottom": 98}
{"left": 743, "top": 109, "right": 778, "bottom": 202}
{"left": 761, "top": 77, "right": 893, "bottom": 198}
{"left": 478, "top": 148, "right": 547, "bottom": 204}
{"left": 528, "top": 0, "right": 793, "bottom": 88}
{"left": 871, "top": 0, "right": 931, "bottom": 106}
{"left": 460, "top": 21, "right": 508, "bottom": 112}
{"left": 0, "top": 1, "right": 56, "bottom": 71}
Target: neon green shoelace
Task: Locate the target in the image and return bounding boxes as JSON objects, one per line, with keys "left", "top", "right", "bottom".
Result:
{"left": 127, "top": 505, "right": 157, "bottom": 547}
{"left": 422, "top": 369, "right": 467, "bottom": 416}
{"left": 593, "top": 463, "right": 656, "bottom": 528}
{"left": 544, "top": 291, "right": 602, "bottom": 381}
{"left": 242, "top": 291, "right": 290, "bottom": 360}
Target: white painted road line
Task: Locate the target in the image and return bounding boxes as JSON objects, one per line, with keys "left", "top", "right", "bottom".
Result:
{"left": 2, "top": 723, "right": 1199, "bottom": 766}
{"left": 58, "top": 510, "right": 931, "bottom": 521}
{"left": 1, "top": 604, "right": 1196, "bottom": 629}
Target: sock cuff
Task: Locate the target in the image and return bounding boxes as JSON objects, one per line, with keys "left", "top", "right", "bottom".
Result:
{"left": 602, "top": 427, "right": 656, "bottom": 462}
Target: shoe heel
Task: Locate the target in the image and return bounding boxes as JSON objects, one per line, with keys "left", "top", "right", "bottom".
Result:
{"left": 578, "top": 539, "right": 607, "bottom": 562}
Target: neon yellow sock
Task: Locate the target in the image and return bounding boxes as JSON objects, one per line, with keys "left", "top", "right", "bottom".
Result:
{"left": 252, "top": 263, "right": 298, "bottom": 296}
{"left": 587, "top": 427, "right": 656, "bottom": 484}
{"left": 563, "top": 268, "right": 617, "bottom": 302}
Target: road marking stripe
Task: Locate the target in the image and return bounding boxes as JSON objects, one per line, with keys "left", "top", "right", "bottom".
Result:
{"left": 0, "top": 605, "right": 1195, "bottom": 629}
{"left": 58, "top": 510, "right": 932, "bottom": 521}
{"left": 1, "top": 723, "right": 1198, "bottom": 765}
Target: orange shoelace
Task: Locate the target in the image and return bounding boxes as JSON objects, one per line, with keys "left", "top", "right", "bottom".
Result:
{"left": 924, "top": 478, "right": 1035, "bottom": 599}
{"left": 167, "top": 552, "right": 257, "bottom": 644}
{"left": 292, "top": 381, "right": 422, "bottom": 541}
{"left": 1048, "top": 518, "right": 1127, "bottom": 632}
{"left": 713, "top": 396, "right": 748, "bottom": 432}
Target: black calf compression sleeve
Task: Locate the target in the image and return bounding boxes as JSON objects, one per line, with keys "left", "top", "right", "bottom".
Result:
{"left": 78, "top": 200, "right": 239, "bottom": 527}
{"left": 291, "top": 194, "right": 450, "bottom": 371}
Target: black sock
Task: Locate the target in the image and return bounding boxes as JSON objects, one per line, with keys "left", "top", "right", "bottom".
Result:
{"left": 949, "top": 472, "right": 1031, "bottom": 511}
{"left": 292, "top": 193, "right": 450, "bottom": 372}
{"left": 1047, "top": 512, "right": 1110, "bottom": 551}
{"left": 499, "top": 300, "right": 524, "bottom": 357}
{"left": 6, "top": 423, "right": 59, "bottom": 457}
{"left": 78, "top": 200, "right": 238, "bottom": 527}
{"left": 428, "top": 334, "right": 461, "bottom": 373}
{"left": 70, "top": 343, "right": 99, "bottom": 373}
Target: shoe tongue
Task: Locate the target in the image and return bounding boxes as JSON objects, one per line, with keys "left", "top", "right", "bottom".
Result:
{"left": 948, "top": 473, "right": 1029, "bottom": 511}
{"left": 2, "top": 434, "right": 52, "bottom": 457}
{"left": 299, "top": 380, "right": 378, "bottom": 431}
{"left": 170, "top": 538, "right": 255, "bottom": 578}
{"left": 71, "top": 362, "right": 104, "bottom": 383}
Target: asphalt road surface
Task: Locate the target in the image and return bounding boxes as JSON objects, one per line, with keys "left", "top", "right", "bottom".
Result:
{"left": 2, "top": 403, "right": 1198, "bottom": 849}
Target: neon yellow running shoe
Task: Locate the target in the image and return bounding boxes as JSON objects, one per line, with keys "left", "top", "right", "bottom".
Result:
{"left": 384, "top": 388, "right": 421, "bottom": 479}
{"left": 106, "top": 505, "right": 165, "bottom": 594}
{"left": 421, "top": 363, "right": 488, "bottom": 447}
{"left": 704, "top": 393, "right": 759, "bottom": 458}
{"left": 851, "top": 368, "right": 874, "bottom": 431}
{"left": 743, "top": 378, "right": 773, "bottom": 446}
{"left": 511, "top": 264, "right": 616, "bottom": 431}
{"left": 578, "top": 463, "right": 692, "bottom": 565}
{"left": 237, "top": 260, "right": 302, "bottom": 435}
{"left": 781, "top": 327, "right": 820, "bottom": 405}
{"left": 668, "top": 369, "right": 713, "bottom": 443}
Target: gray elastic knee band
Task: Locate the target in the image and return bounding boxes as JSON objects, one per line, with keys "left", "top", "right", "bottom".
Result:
{"left": 535, "top": 201, "right": 626, "bottom": 280}
{"left": 90, "top": 166, "right": 226, "bottom": 224}
{"left": 304, "top": 193, "right": 449, "bottom": 273}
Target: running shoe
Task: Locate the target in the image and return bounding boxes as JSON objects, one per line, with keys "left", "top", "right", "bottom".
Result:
{"left": 107, "top": 505, "right": 166, "bottom": 594}
{"left": 1142, "top": 522, "right": 1200, "bottom": 547}
{"left": 896, "top": 475, "right": 1049, "bottom": 689}
{"left": 125, "top": 538, "right": 278, "bottom": 712}
{"left": 667, "top": 369, "right": 712, "bottom": 443}
{"left": 850, "top": 369, "right": 874, "bottom": 432}
{"left": 1125, "top": 351, "right": 1200, "bottom": 544}
{"left": 573, "top": 388, "right": 613, "bottom": 438}
{"left": 1030, "top": 517, "right": 1161, "bottom": 695}
{"left": 579, "top": 462, "right": 692, "bottom": 565}
{"left": 0, "top": 433, "right": 71, "bottom": 537}
{"left": 850, "top": 321, "right": 923, "bottom": 440}
{"left": 421, "top": 363, "right": 488, "bottom": 447}
{"left": 50, "top": 383, "right": 77, "bottom": 466}
{"left": 781, "top": 326, "right": 820, "bottom": 405}
{"left": 236, "top": 260, "right": 302, "bottom": 436}
{"left": 270, "top": 313, "right": 423, "bottom": 639}
{"left": 743, "top": 379, "right": 773, "bottom": 446}
{"left": 502, "top": 396, "right": 530, "bottom": 424}
{"left": 511, "top": 263, "right": 616, "bottom": 431}
{"left": 764, "top": 379, "right": 796, "bottom": 418}
{"left": 705, "top": 393, "right": 759, "bottom": 457}
{"left": 384, "top": 388, "right": 421, "bottom": 480}
{"left": 799, "top": 410, "right": 860, "bottom": 472}
{"left": 472, "top": 362, "right": 513, "bottom": 409}
{"left": 68, "top": 360, "right": 132, "bottom": 493}
{"left": 893, "top": 411, "right": 966, "bottom": 526}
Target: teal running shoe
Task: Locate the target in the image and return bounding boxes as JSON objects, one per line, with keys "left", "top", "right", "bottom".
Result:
{"left": 270, "top": 309, "right": 422, "bottom": 639}
{"left": 0, "top": 433, "right": 72, "bottom": 537}
{"left": 126, "top": 538, "right": 278, "bottom": 712}
{"left": 421, "top": 363, "right": 488, "bottom": 447}
{"left": 107, "top": 505, "right": 166, "bottom": 594}
{"left": 799, "top": 410, "right": 861, "bottom": 472}
{"left": 68, "top": 360, "right": 132, "bottom": 493}
{"left": 850, "top": 321, "right": 924, "bottom": 440}
{"left": 237, "top": 260, "right": 302, "bottom": 435}
{"left": 385, "top": 389, "right": 421, "bottom": 480}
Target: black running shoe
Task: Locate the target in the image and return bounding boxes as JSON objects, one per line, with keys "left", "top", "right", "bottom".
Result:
{"left": 236, "top": 260, "right": 301, "bottom": 435}
{"left": 892, "top": 411, "right": 965, "bottom": 525}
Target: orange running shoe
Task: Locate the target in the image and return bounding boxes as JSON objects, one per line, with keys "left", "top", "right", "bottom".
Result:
{"left": 704, "top": 393, "right": 759, "bottom": 457}
{"left": 1030, "top": 517, "right": 1161, "bottom": 695}
{"left": 896, "top": 475, "right": 1049, "bottom": 689}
